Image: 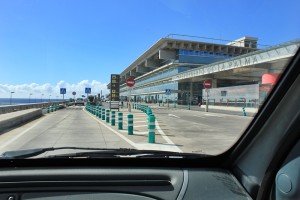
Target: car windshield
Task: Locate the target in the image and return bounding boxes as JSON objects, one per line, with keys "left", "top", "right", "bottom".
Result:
{"left": 0, "top": 0, "right": 299, "bottom": 158}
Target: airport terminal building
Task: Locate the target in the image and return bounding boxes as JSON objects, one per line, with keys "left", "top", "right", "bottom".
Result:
{"left": 108, "top": 36, "right": 300, "bottom": 108}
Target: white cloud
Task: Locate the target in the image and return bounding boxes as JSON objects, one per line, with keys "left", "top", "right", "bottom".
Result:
{"left": 0, "top": 80, "right": 109, "bottom": 99}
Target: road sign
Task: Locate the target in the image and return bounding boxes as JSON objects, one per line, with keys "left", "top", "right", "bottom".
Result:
{"left": 85, "top": 88, "right": 91, "bottom": 94}
{"left": 126, "top": 77, "right": 135, "bottom": 87}
{"left": 60, "top": 88, "right": 66, "bottom": 94}
{"left": 203, "top": 80, "right": 212, "bottom": 89}
{"left": 111, "top": 74, "right": 120, "bottom": 102}
{"left": 72, "top": 91, "right": 76, "bottom": 96}
{"left": 165, "top": 89, "right": 171, "bottom": 95}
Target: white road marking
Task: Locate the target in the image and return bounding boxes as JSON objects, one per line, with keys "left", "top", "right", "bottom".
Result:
{"left": 0, "top": 117, "right": 47, "bottom": 150}
{"left": 155, "top": 121, "right": 182, "bottom": 152}
{"left": 134, "top": 125, "right": 148, "bottom": 128}
{"left": 192, "top": 115, "right": 205, "bottom": 118}
{"left": 85, "top": 110, "right": 138, "bottom": 149}
{"left": 204, "top": 113, "right": 223, "bottom": 117}
{"left": 168, "top": 114, "right": 181, "bottom": 119}
{"left": 85, "top": 109, "right": 182, "bottom": 152}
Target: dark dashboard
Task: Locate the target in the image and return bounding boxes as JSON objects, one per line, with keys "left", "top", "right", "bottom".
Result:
{"left": 0, "top": 167, "right": 252, "bottom": 200}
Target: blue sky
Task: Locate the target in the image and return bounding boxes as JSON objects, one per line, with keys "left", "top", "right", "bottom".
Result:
{"left": 0, "top": 0, "right": 299, "bottom": 98}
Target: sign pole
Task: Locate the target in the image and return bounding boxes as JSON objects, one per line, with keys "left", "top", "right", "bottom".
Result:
{"left": 167, "top": 96, "right": 169, "bottom": 108}
{"left": 205, "top": 89, "right": 208, "bottom": 112}
{"left": 126, "top": 77, "right": 135, "bottom": 113}
{"left": 128, "top": 88, "right": 131, "bottom": 113}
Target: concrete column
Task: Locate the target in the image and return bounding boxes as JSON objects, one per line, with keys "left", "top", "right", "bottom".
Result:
{"left": 212, "top": 79, "right": 217, "bottom": 88}
{"left": 190, "top": 82, "right": 193, "bottom": 105}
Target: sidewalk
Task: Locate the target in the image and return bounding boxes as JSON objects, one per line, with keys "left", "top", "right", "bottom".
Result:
{"left": 142, "top": 103, "right": 258, "bottom": 117}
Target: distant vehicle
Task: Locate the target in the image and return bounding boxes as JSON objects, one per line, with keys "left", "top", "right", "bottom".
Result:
{"left": 75, "top": 98, "right": 84, "bottom": 106}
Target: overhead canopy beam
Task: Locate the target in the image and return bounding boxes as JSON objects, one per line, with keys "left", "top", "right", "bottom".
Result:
{"left": 130, "top": 69, "right": 141, "bottom": 78}
{"left": 145, "top": 59, "right": 159, "bottom": 68}
{"left": 159, "top": 49, "right": 176, "bottom": 60}
{"left": 136, "top": 65, "right": 150, "bottom": 73}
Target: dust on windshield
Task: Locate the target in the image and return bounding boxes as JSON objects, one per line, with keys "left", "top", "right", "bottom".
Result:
{"left": 0, "top": 0, "right": 299, "bottom": 157}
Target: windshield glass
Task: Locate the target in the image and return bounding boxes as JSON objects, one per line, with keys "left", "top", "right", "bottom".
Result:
{"left": 0, "top": 0, "right": 299, "bottom": 158}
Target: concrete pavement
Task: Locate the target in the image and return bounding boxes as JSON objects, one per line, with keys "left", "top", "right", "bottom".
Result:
{"left": 0, "top": 104, "right": 255, "bottom": 156}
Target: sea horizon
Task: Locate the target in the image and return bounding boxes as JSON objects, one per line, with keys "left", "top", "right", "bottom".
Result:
{"left": 0, "top": 98, "right": 63, "bottom": 106}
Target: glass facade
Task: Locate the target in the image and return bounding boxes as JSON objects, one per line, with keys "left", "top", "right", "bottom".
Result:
{"left": 202, "top": 84, "right": 260, "bottom": 108}
{"left": 178, "top": 49, "right": 234, "bottom": 64}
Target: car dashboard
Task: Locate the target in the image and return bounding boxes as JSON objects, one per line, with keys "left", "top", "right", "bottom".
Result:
{"left": 0, "top": 167, "right": 252, "bottom": 200}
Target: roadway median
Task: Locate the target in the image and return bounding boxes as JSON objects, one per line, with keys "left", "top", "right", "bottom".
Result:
{"left": 0, "top": 109, "right": 43, "bottom": 133}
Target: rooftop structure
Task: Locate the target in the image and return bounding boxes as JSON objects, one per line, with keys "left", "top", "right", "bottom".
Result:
{"left": 113, "top": 37, "right": 258, "bottom": 87}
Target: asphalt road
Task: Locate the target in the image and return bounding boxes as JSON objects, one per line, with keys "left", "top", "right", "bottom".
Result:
{"left": 0, "top": 105, "right": 254, "bottom": 156}
{"left": 152, "top": 108, "right": 253, "bottom": 154}
{"left": 0, "top": 106, "right": 133, "bottom": 156}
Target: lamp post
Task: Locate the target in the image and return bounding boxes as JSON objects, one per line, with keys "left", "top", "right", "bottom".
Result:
{"left": 29, "top": 93, "right": 32, "bottom": 103}
{"left": 10, "top": 92, "right": 15, "bottom": 105}
{"left": 41, "top": 94, "right": 44, "bottom": 102}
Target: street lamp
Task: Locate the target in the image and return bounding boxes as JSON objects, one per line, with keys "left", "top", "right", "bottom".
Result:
{"left": 29, "top": 93, "right": 32, "bottom": 103}
{"left": 10, "top": 92, "right": 15, "bottom": 105}
{"left": 41, "top": 94, "right": 44, "bottom": 102}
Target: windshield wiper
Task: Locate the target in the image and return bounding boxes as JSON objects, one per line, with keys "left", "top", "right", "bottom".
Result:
{"left": 0, "top": 147, "right": 209, "bottom": 159}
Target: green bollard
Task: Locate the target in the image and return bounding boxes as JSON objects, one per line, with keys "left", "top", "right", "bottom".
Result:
{"left": 128, "top": 114, "right": 133, "bottom": 135}
{"left": 105, "top": 109, "right": 110, "bottom": 123}
{"left": 94, "top": 106, "right": 97, "bottom": 115}
{"left": 102, "top": 108, "right": 105, "bottom": 120}
{"left": 188, "top": 104, "right": 190, "bottom": 110}
{"left": 98, "top": 107, "right": 102, "bottom": 118}
{"left": 111, "top": 111, "right": 115, "bottom": 126}
{"left": 174, "top": 102, "right": 176, "bottom": 108}
{"left": 147, "top": 108, "right": 152, "bottom": 116}
{"left": 148, "top": 114, "right": 156, "bottom": 143}
{"left": 242, "top": 107, "right": 247, "bottom": 116}
{"left": 118, "top": 112, "right": 123, "bottom": 130}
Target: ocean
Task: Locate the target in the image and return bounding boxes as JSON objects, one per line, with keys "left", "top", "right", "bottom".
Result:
{"left": 0, "top": 98, "right": 62, "bottom": 106}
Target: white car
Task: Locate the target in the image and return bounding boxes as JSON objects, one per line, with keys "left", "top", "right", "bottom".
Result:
{"left": 75, "top": 98, "right": 84, "bottom": 106}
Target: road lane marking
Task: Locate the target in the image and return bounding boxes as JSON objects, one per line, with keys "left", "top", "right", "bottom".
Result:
{"left": 0, "top": 117, "right": 47, "bottom": 150}
{"left": 84, "top": 109, "right": 182, "bottom": 152}
{"left": 85, "top": 110, "right": 138, "bottom": 149}
{"left": 204, "top": 113, "right": 224, "bottom": 118}
{"left": 192, "top": 115, "right": 205, "bottom": 118}
{"left": 155, "top": 121, "right": 182, "bottom": 152}
{"left": 134, "top": 125, "right": 148, "bottom": 128}
{"left": 168, "top": 114, "right": 181, "bottom": 119}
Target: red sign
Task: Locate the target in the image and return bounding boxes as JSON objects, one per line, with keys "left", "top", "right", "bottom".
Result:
{"left": 126, "top": 77, "right": 135, "bottom": 87}
{"left": 203, "top": 80, "right": 212, "bottom": 89}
